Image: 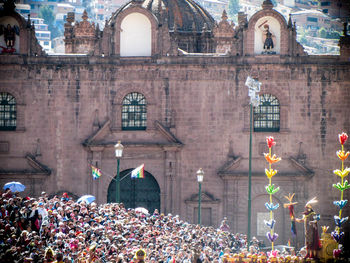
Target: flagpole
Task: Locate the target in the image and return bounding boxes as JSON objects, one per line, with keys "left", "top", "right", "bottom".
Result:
{"left": 116, "top": 158, "right": 120, "bottom": 203}
{"left": 91, "top": 165, "right": 132, "bottom": 183}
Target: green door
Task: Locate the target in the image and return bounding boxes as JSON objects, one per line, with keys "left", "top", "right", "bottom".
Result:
{"left": 107, "top": 168, "right": 160, "bottom": 213}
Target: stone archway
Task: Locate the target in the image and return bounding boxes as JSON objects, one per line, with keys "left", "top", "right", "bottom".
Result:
{"left": 107, "top": 168, "right": 160, "bottom": 213}
{"left": 120, "top": 12, "right": 152, "bottom": 56}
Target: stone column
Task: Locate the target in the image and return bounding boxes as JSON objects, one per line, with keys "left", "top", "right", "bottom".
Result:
{"left": 222, "top": 176, "right": 239, "bottom": 233}
{"left": 163, "top": 149, "right": 177, "bottom": 214}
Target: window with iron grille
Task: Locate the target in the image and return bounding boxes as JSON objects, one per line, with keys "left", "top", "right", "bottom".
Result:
{"left": 253, "top": 94, "right": 280, "bottom": 132}
{"left": 0, "top": 92, "right": 16, "bottom": 131}
{"left": 122, "top": 92, "right": 147, "bottom": 130}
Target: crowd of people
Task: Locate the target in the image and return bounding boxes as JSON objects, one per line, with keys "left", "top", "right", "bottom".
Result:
{"left": 0, "top": 189, "right": 310, "bottom": 263}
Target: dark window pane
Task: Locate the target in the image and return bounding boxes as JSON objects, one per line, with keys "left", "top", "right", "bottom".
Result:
{"left": 122, "top": 92, "right": 147, "bottom": 130}
{"left": 253, "top": 94, "right": 280, "bottom": 132}
{"left": 0, "top": 92, "right": 16, "bottom": 130}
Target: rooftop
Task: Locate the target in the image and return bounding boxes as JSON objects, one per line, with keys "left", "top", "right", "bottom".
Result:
{"left": 292, "top": 9, "right": 330, "bottom": 18}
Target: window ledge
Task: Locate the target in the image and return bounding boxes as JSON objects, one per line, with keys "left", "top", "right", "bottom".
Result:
{"left": 0, "top": 127, "right": 26, "bottom": 133}
{"left": 242, "top": 128, "right": 290, "bottom": 134}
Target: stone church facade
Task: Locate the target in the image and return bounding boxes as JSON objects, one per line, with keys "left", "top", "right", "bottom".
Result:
{"left": 1, "top": 0, "right": 350, "bottom": 247}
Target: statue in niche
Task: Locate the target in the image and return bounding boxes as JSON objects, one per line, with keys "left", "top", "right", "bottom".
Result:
{"left": 0, "top": 24, "right": 20, "bottom": 53}
{"left": 258, "top": 22, "right": 276, "bottom": 54}
{"left": 263, "top": 24, "right": 274, "bottom": 50}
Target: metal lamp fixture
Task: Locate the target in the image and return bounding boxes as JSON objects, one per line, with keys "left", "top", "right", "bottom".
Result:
{"left": 197, "top": 168, "right": 204, "bottom": 183}
{"left": 114, "top": 141, "right": 124, "bottom": 203}
{"left": 196, "top": 168, "right": 204, "bottom": 224}
{"left": 114, "top": 141, "right": 124, "bottom": 158}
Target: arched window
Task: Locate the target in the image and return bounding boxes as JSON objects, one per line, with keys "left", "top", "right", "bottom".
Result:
{"left": 122, "top": 92, "right": 147, "bottom": 130}
{"left": 0, "top": 92, "right": 16, "bottom": 131}
{"left": 120, "top": 12, "right": 152, "bottom": 56}
{"left": 254, "top": 94, "right": 280, "bottom": 132}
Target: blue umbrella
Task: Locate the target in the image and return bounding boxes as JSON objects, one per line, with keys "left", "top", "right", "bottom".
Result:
{"left": 77, "top": 195, "right": 96, "bottom": 204}
{"left": 3, "top": 181, "right": 26, "bottom": 192}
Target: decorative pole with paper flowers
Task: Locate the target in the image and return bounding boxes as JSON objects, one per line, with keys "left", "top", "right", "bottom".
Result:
{"left": 332, "top": 132, "right": 350, "bottom": 257}
{"left": 264, "top": 136, "right": 281, "bottom": 252}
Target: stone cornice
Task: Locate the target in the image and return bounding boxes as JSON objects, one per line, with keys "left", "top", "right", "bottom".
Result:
{"left": 83, "top": 120, "right": 110, "bottom": 146}
{"left": 1, "top": 54, "right": 348, "bottom": 66}
{"left": 0, "top": 153, "right": 51, "bottom": 176}
{"left": 154, "top": 120, "right": 182, "bottom": 144}
{"left": 217, "top": 155, "right": 314, "bottom": 180}
{"left": 185, "top": 191, "right": 220, "bottom": 204}
{"left": 86, "top": 141, "right": 182, "bottom": 149}
{"left": 219, "top": 171, "right": 312, "bottom": 179}
{"left": 83, "top": 119, "right": 183, "bottom": 151}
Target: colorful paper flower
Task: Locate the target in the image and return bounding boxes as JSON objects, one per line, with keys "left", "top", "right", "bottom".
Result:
{"left": 334, "top": 168, "right": 350, "bottom": 178}
{"left": 331, "top": 230, "right": 344, "bottom": 242}
{"left": 265, "top": 202, "right": 279, "bottom": 211}
{"left": 333, "top": 248, "right": 342, "bottom": 258}
{"left": 333, "top": 200, "right": 348, "bottom": 210}
{"left": 264, "top": 153, "right": 281, "bottom": 164}
{"left": 334, "top": 216, "right": 348, "bottom": 227}
{"left": 283, "top": 193, "right": 298, "bottom": 208}
{"left": 265, "top": 168, "right": 278, "bottom": 179}
{"left": 336, "top": 150, "right": 350, "bottom": 161}
{"left": 322, "top": 226, "right": 329, "bottom": 233}
{"left": 266, "top": 232, "right": 278, "bottom": 242}
{"left": 266, "top": 136, "right": 276, "bottom": 148}
{"left": 264, "top": 219, "right": 276, "bottom": 229}
{"left": 267, "top": 250, "right": 279, "bottom": 258}
{"left": 339, "top": 132, "right": 348, "bottom": 145}
{"left": 333, "top": 180, "right": 350, "bottom": 191}
{"left": 265, "top": 184, "right": 280, "bottom": 195}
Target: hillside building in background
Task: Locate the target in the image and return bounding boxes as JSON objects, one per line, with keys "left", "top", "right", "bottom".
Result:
{"left": 15, "top": 3, "right": 30, "bottom": 17}
{"left": 319, "top": 0, "right": 350, "bottom": 22}
{"left": 292, "top": 9, "right": 342, "bottom": 31}
{"left": 56, "top": 3, "right": 74, "bottom": 22}
{"left": 31, "top": 17, "right": 52, "bottom": 52}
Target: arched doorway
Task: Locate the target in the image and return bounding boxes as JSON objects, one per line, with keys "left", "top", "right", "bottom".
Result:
{"left": 107, "top": 169, "right": 160, "bottom": 213}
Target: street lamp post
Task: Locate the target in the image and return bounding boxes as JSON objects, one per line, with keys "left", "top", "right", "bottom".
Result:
{"left": 245, "top": 76, "right": 261, "bottom": 246}
{"left": 196, "top": 168, "right": 204, "bottom": 225}
{"left": 114, "top": 141, "right": 124, "bottom": 203}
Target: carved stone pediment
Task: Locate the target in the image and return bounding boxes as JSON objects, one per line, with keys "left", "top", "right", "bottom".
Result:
{"left": 65, "top": 10, "right": 98, "bottom": 54}
{"left": 213, "top": 10, "right": 237, "bottom": 54}
{"left": 74, "top": 10, "right": 96, "bottom": 38}
{"left": 0, "top": 153, "right": 51, "bottom": 176}
{"left": 213, "top": 10, "right": 235, "bottom": 38}
{"left": 185, "top": 191, "right": 220, "bottom": 204}
{"left": 82, "top": 120, "right": 183, "bottom": 151}
{"left": 217, "top": 154, "right": 313, "bottom": 179}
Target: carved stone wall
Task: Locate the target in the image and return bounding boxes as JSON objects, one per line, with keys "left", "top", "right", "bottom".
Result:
{"left": 213, "top": 10, "right": 235, "bottom": 54}
{"left": 64, "top": 10, "right": 98, "bottom": 54}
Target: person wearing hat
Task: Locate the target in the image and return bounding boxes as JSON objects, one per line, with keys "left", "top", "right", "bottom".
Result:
{"left": 44, "top": 247, "right": 55, "bottom": 263}
{"left": 132, "top": 249, "right": 146, "bottom": 263}
{"left": 296, "top": 197, "right": 321, "bottom": 259}
{"left": 219, "top": 217, "right": 230, "bottom": 232}
{"left": 37, "top": 201, "right": 48, "bottom": 218}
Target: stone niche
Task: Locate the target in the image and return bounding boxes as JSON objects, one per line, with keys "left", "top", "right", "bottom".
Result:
{"left": 120, "top": 12, "right": 152, "bottom": 57}
{"left": 0, "top": 16, "right": 20, "bottom": 52}
{"left": 254, "top": 16, "right": 280, "bottom": 55}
